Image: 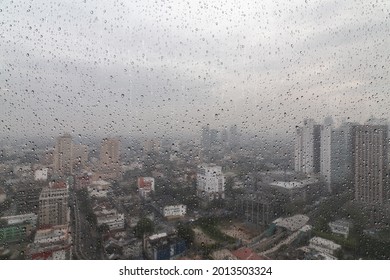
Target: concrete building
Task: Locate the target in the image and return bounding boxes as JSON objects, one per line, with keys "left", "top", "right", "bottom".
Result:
{"left": 328, "top": 219, "right": 352, "bottom": 238}
{"left": 0, "top": 223, "right": 34, "bottom": 244}
{"left": 53, "top": 134, "right": 73, "bottom": 175}
{"left": 153, "top": 196, "right": 186, "bottom": 219}
{"left": 229, "top": 124, "right": 240, "bottom": 150}
{"left": 352, "top": 124, "right": 388, "bottom": 205}
{"left": 38, "top": 181, "right": 69, "bottom": 228}
{"left": 320, "top": 120, "right": 354, "bottom": 190}
{"left": 87, "top": 180, "right": 111, "bottom": 198}
{"left": 0, "top": 213, "right": 37, "bottom": 244}
{"left": 137, "top": 177, "right": 155, "bottom": 198}
{"left": 295, "top": 119, "right": 321, "bottom": 174}
{"left": 99, "top": 138, "right": 121, "bottom": 179}
{"left": 269, "top": 178, "right": 322, "bottom": 202}
{"left": 73, "top": 143, "right": 88, "bottom": 170}
{"left": 196, "top": 164, "right": 225, "bottom": 201}
{"left": 143, "top": 139, "right": 161, "bottom": 154}
{"left": 309, "top": 237, "right": 341, "bottom": 256}
{"left": 273, "top": 215, "right": 310, "bottom": 232}
{"left": 1, "top": 213, "right": 37, "bottom": 226}
{"left": 28, "top": 225, "right": 72, "bottom": 260}
{"left": 34, "top": 168, "right": 48, "bottom": 181}
{"left": 14, "top": 184, "right": 43, "bottom": 215}
{"left": 145, "top": 233, "right": 187, "bottom": 260}
{"left": 93, "top": 204, "right": 125, "bottom": 231}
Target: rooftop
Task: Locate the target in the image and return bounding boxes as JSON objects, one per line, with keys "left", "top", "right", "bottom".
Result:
{"left": 270, "top": 178, "right": 318, "bottom": 190}
{"left": 49, "top": 181, "right": 67, "bottom": 189}
{"left": 273, "top": 214, "right": 309, "bottom": 232}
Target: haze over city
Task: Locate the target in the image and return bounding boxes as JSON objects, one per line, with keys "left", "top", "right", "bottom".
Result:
{"left": 1, "top": 0, "right": 389, "bottom": 139}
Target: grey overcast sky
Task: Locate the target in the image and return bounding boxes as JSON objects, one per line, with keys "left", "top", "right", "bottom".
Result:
{"left": 1, "top": 0, "right": 389, "bottom": 139}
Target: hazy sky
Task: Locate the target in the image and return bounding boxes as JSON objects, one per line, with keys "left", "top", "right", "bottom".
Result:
{"left": 1, "top": 0, "right": 389, "bottom": 140}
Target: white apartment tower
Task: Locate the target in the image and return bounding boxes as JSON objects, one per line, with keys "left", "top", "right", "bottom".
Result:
{"left": 197, "top": 164, "right": 225, "bottom": 201}
{"left": 295, "top": 119, "right": 321, "bottom": 174}
{"left": 320, "top": 119, "right": 354, "bottom": 189}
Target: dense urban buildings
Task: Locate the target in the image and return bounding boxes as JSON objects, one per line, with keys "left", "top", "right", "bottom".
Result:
{"left": 2, "top": 116, "right": 390, "bottom": 260}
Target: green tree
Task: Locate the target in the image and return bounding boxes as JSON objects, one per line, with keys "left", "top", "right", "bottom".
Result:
{"left": 134, "top": 217, "right": 154, "bottom": 238}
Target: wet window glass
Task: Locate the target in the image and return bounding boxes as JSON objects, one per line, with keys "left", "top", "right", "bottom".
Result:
{"left": 1, "top": 0, "right": 389, "bottom": 260}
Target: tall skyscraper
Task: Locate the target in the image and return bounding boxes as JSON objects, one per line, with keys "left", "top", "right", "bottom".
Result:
{"left": 54, "top": 134, "right": 73, "bottom": 175}
{"left": 320, "top": 119, "right": 354, "bottom": 190}
{"left": 38, "top": 181, "right": 69, "bottom": 228}
{"left": 295, "top": 119, "right": 321, "bottom": 174}
{"left": 229, "top": 124, "right": 240, "bottom": 150}
{"left": 196, "top": 164, "right": 225, "bottom": 201}
{"left": 352, "top": 124, "right": 388, "bottom": 205}
{"left": 99, "top": 138, "right": 120, "bottom": 178}
{"left": 73, "top": 143, "right": 88, "bottom": 171}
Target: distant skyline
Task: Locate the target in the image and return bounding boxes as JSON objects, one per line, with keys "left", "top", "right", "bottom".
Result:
{"left": 1, "top": 0, "right": 389, "bottom": 139}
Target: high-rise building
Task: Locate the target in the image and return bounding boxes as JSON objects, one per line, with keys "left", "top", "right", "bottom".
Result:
{"left": 38, "top": 181, "right": 69, "bottom": 228}
{"left": 100, "top": 138, "right": 120, "bottom": 169}
{"left": 295, "top": 119, "right": 321, "bottom": 174}
{"left": 201, "top": 125, "right": 219, "bottom": 151}
{"left": 98, "top": 138, "right": 120, "bottom": 179}
{"left": 352, "top": 124, "right": 388, "bottom": 205}
{"left": 229, "top": 124, "right": 240, "bottom": 150}
{"left": 196, "top": 164, "right": 225, "bottom": 201}
{"left": 320, "top": 119, "right": 354, "bottom": 189}
{"left": 143, "top": 139, "right": 160, "bottom": 154}
{"left": 53, "top": 134, "right": 73, "bottom": 175}
{"left": 73, "top": 143, "right": 88, "bottom": 171}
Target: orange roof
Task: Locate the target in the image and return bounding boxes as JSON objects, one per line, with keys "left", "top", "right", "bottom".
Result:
{"left": 231, "top": 247, "right": 268, "bottom": 260}
{"left": 50, "top": 181, "right": 67, "bottom": 189}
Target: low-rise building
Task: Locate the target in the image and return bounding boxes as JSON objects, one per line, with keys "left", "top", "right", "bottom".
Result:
{"left": 94, "top": 204, "right": 125, "bottom": 231}
{"left": 145, "top": 233, "right": 187, "bottom": 260}
{"left": 137, "top": 177, "right": 155, "bottom": 198}
{"left": 268, "top": 178, "right": 322, "bottom": 202}
{"left": 309, "top": 237, "right": 341, "bottom": 256}
{"left": 27, "top": 225, "right": 72, "bottom": 260}
{"left": 1, "top": 213, "right": 37, "bottom": 227}
{"left": 0, "top": 222, "right": 34, "bottom": 244}
{"left": 88, "top": 180, "right": 111, "bottom": 198}
{"left": 153, "top": 196, "right": 186, "bottom": 219}
{"left": 328, "top": 219, "right": 351, "bottom": 238}
{"left": 273, "top": 215, "right": 310, "bottom": 232}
